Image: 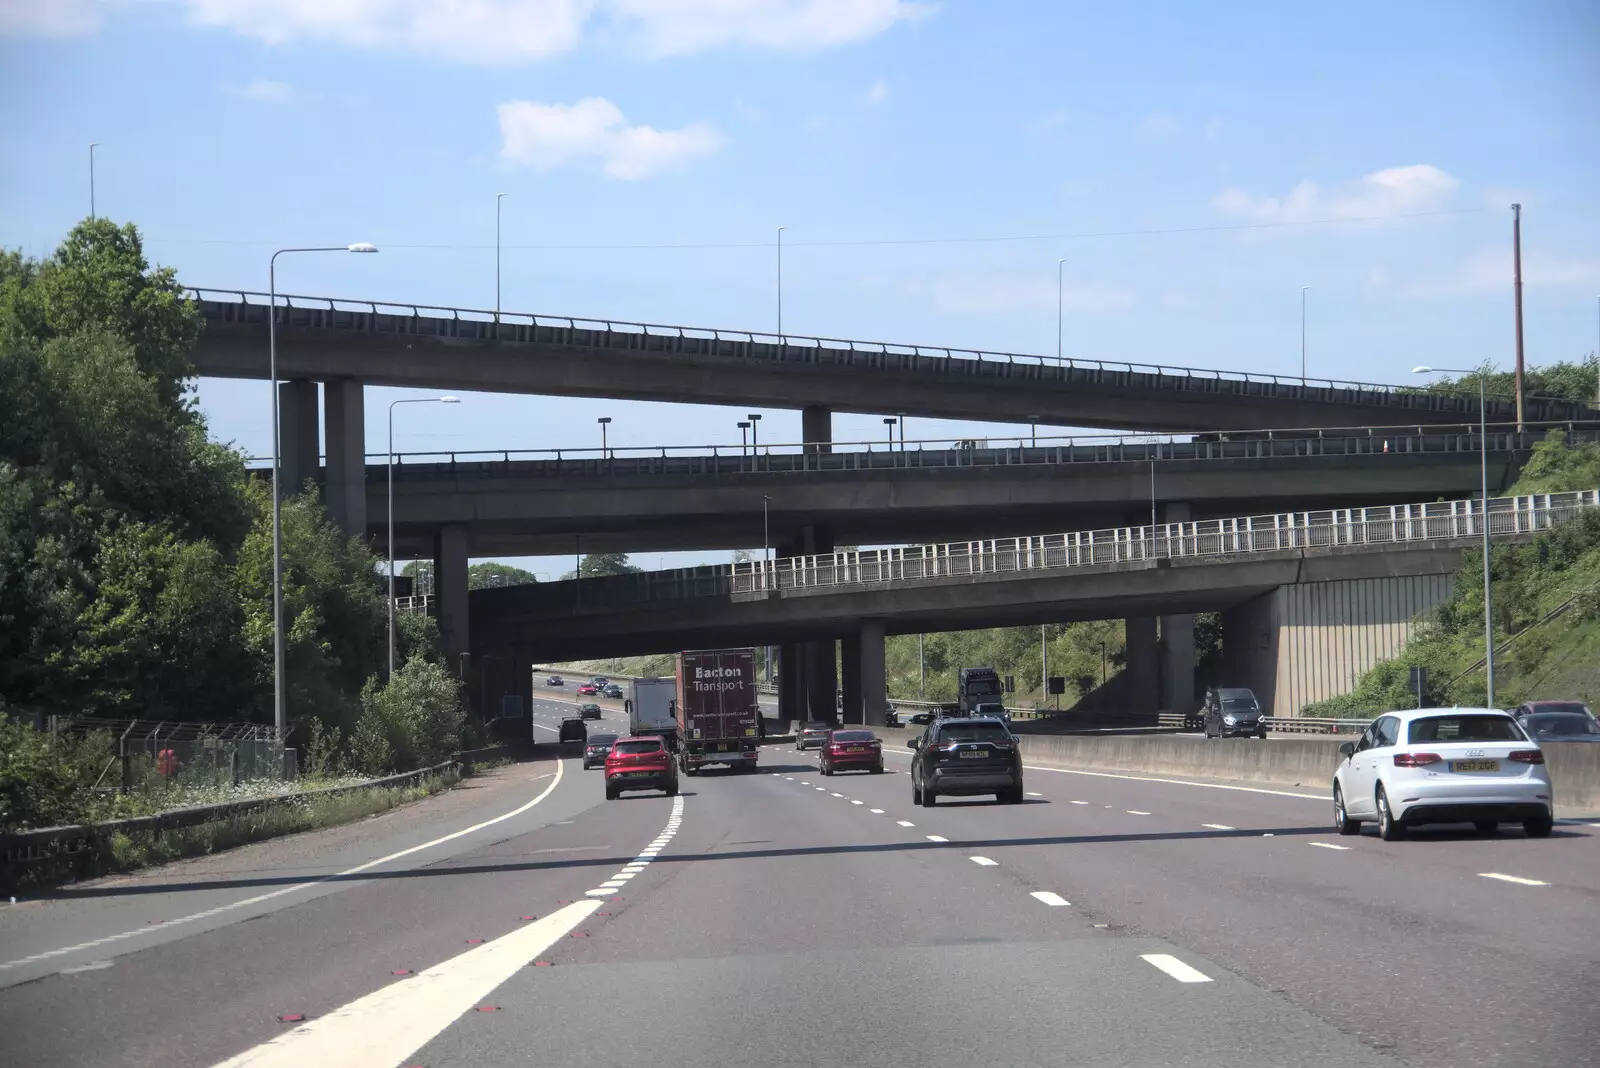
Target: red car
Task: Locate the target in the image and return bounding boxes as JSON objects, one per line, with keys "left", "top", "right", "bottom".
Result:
{"left": 576, "top": 683, "right": 599, "bottom": 696}
{"left": 604, "top": 736, "right": 679, "bottom": 799}
{"left": 820, "top": 729, "right": 884, "bottom": 775}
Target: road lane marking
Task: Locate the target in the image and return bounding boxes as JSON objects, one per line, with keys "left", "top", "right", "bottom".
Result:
{"left": 1026, "top": 791, "right": 1043, "bottom": 797}
{"left": 850, "top": 800, "right": 863, "bottom": 805}
{"left": 869, "top": 808, "right": 884, "bottom": 814}
{"left": 925, "top": 835, "right": 947, "bottom": 843}
{"left": 1140, "top": 954, "right": 1212, "bottom": 984}
{"left": 1479, "top": 872, "right": 1549, "bottom": 886}
{"left": 831, "top": 792, "right": 845, "bottom": 798}
{"left": 1069, "top": 800, "right": 1089, "bottom": 805}
{"left": 896, "top": 821, "right": 916, "bottom": 827}
{"left": 1, "top": 762, "right": 567, "bottom": 973}
{"left": 1307, "top": 842, "right": 1351, "bottom": 851}
{"left": 969, "top": 856, "right": 998, "bottom": 867}
{"left": 815, "top": 787, "right": 827, "bottom": 791}
{"left": 1023, "top": 763, "right": 1328, "bottom": 801}
{"left": 1126, "top": 810, "right": 1152, "bottom": 816}
{"left": 209, "top": 899, "right": 602, "bottom": 1068}
{"left": 1030, "top": 892, "right": 1070, "bottom": 907}
{"left": 1201, "top": 824, "right": 1234, "bottom": 831}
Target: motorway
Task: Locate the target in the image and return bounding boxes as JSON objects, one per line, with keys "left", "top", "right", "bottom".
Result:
{"left": 2, "top": 694, "right": 1597, "bottom": 1068}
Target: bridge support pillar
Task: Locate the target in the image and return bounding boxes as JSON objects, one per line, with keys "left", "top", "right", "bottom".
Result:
{"left": 801, "top": 405, "right": 832, "bottom": 455}
{"left": 433, "top": 524, "right": 470, "bottom": 671}
{"left": 277, "top": 379, "right": 320, "bottom": 498}
{"left": 805, "top": 638, "right": 838, "bottom": 726}
{"left": 1159, "top": 502, "right": 1195, "bottom": 717}
{"left": 778, "top": 642, "right": 804, "bottom": 731}
{"left": 859, "top": 621, "right": 887, "bottom": 727}
{"left": 1222, "top": 594, "right": 1279, "bottom": 717}
{"left": 1124, "top": 616, "right": 1158, "bottom": 714}
{"left": 840, "top": 636, "right": 862, "bottom": 725}
{"left": 323, "top": 378, "right": 367, "bottom": 539}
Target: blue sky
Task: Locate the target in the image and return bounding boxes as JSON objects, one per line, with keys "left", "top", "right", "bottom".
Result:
{"left": 3, "top": 0, "right": 1598, "bottom": 574}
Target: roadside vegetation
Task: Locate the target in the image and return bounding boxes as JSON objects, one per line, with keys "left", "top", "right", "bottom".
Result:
{"left": 1, "top": 219, "right": 474, "bottom": 833}
{"left": 1304, "top": 429, "right": 1600, "bottom": 717}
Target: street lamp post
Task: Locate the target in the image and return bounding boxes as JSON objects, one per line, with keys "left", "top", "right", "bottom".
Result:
{"left": 598, "top": 416, "right": 612, "bottom": 456}
{"left": 495, "top": 192, "right": 508, "bottom": 337}
{"left": 737, "top": 421, "right": 750, "bottom": 458}
{"left": 883, "top": 417, "right": 896, "bottom": 449}
{"left": 1056, "top": 258, "right": 1067, "bottom": 361}
{"left": 270, "top": 243, "right": 378, "bottom": 744}
{"left": 747, "top": 412, "right": 761, "bottom": 448}
{"left": 89, "top": 143, "right": 99, "bottom": 218}
{"left": 776, "top": 227, "right": 786, "bottom": 337}
{"left": 388, "top": 396, "right": 460, "bottom": 680}
{"left": 1300, "top": 286, "right": 1310, "bottom": 379}
{"left": 897, "top": 413, "right": 906, "bottom": 451}
{"left": 1027, "top": 415, "right": 1039, "bottom": 447}
{"left": 1413, "top": 365, "right": 1496, "bottom": 704}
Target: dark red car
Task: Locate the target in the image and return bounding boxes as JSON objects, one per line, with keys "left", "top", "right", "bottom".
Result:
{"left": 604, "top": 736, "right": 679, "bottom": 799}
{"left": 820, "top": 729, "right": 884, "bottom": 775}
{"left": 576, "top": 683, "right": 599, "bottom": 696}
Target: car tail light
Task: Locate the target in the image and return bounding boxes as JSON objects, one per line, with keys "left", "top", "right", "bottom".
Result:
{"left": 1393, "top": 752, "right": 1442, "bottom": 767}
{"left": 1508, "top": 750, "right": 1545, "bottom": 764}
{"left": 926, "top": 743, "right": 953, "bottom": 754}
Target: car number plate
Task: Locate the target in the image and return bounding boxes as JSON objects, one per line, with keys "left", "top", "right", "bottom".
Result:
{"left": 959, "top": 750, "right": 987, "bottom": 759}
{"left": 621, "top": 770, "right": 656, "bottom": 778}
{"left": 1450, "top": 759, "right": 1500, "bottom": 772}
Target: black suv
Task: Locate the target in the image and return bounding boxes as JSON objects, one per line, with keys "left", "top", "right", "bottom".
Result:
{"left": 908, "top": 717, "right": 1023, "bottom": 806}
{"left": 1201, "top": 687, "right": 1266, "bottom": 739}
{"left": 558, "top": 716, "right": 587, "bottom": 744}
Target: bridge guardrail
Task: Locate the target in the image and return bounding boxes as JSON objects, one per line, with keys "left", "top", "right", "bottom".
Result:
{"left": 187, "top": 288, "right": 1593, "bottom": 423}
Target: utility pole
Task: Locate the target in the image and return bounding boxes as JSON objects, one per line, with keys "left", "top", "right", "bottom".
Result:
{"left": 1512, "top": 204, "right": 1526, "bottom": 432}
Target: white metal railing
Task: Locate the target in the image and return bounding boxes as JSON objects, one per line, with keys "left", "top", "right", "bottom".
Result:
{"left": 729, "top": 490, "right": 1600, "bottom": 595}
{"left": 395, "top": 594, "right": 433, "bottom": 613}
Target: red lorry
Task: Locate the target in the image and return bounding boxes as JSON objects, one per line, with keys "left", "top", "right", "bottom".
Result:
{"left": 676, "top": 648, "right": 760, "bottom": 775}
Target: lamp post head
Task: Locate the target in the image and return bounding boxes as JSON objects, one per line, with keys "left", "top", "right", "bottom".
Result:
{"left": 1411, "top": 366, "right": 1434, "bottom": 375}
{"left": 737, "top": 421, "right": 750, "bottom": 429}
{"left": 598, "top": 416, "right": 612, "bottom": 425}
{"left": 347, "top": 243, "right": 379, "bottom": 254}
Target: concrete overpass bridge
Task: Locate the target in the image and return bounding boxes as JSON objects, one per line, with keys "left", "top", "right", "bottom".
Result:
{"left": 355, "top": 424, "right": 1589, "bottom": 558}
{"left": 466, "top": 490, "right": 1598, "bottom": 729}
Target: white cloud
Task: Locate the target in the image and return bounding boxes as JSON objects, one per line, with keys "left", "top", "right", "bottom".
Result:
{"left": 4, "top": 0, "right": 929, "bottom": 62}
{"left": 1212, "top": 164, "right": 1461, "bottom": 223}
{"left": 911, "top": 274, "right": 1135, "bottom": 315}
{"left": 0, "top": 0, "right": 105, "bottom": 36}
{"left": 497, "top": 97, "right": 722, "bottom": 180}
{"left": 861, "top": 78, "right": 889, "bottom": 106}
{"left": 1401, "top": 248, "right": 1600, "bottom": 299}
{"left": 222, "top": 78, "right": 297, "bottom": 104}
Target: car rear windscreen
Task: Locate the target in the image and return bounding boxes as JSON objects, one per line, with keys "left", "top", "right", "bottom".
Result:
{"left": 1407, "top": 715, "right": 1523, "bottom": 744}
{"left": 939, "top": 723, "right": 1012, "bottom": 743}
{"left": 589, "top": 734, "right": 619, "bottom": 744}
{"left": 1521, "top": 714, "right": 1600, "bottom": 737}
{"left": 613, "top": 740, "right": 664, "bottom": 754}
{"left": 832, "top": 730, "right": 876, "bottom": 742}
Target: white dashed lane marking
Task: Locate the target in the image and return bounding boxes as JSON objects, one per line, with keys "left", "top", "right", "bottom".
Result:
{"left": 1308, "top": 842, "right": 1351, "bottom": 851}
{"left": 1126, "top": 810, "right": 1152, "bottom": 816}
{"left": 1201, "top": 824, "right": 1234, "bottom": 831}
{"left": 925, "top": 835, "right": 947, "bottom": 843}
{"left": 1141, "top": 954, "right": 1213, "bottom": 983}
{"left": 969, "top": 856, "right": 998, "bottom": 867}
{"left": 1030, "top": 891, "right": 1070, "bottom": 907}
{"left": 1479, "top": 872, "right": 1549, "bottom": 886}
{"left": 869, "top": 808, "right": 884, "bottom": 814}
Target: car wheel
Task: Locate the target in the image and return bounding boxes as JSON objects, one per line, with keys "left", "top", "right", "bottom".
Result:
{"left": 1334, "top": 785, "right": 1361, "bottom": 835}
{"left": 1256, "top": 730, "right": 1268, "bottom": 740}
{"left": 1474, "top": 820, "right": 1499, "bottom": 835}
{"left": 665, "top": 783, "right": 678, "bottom": 797}
{"left": 871, "top": 763, "right": 884, "bottom": 774}
{"left": 1523, "top": 816, "right": 1554, "bottom": 838}
{"left": 1376, "top": 786, "right": 1405, "bottom": 841}
{"left": 911, "top": 770, "right": 922, "bottom": 805}
{"left": 605, "top": 785, "right": 618, "bottom": 801}
{"left": 920, "top": 780, "right": 937, "bottom": 807}
{"left": 1000, "top": 786, "right": 1023, "bottom": 804}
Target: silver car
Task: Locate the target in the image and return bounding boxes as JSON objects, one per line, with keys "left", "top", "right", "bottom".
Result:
{"left": 795, "top": 721, "right": 831, "bottom": 750}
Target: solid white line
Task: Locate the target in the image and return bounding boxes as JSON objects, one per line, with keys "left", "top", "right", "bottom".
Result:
{"left": 926, "top": 835, "right": 947, "bottom": 843}
{"left": 1023, "top": 763, "right": 1327, "bottom": 801}
{"left": 1030, "top": 891, "right": 1070, "bottom": 907}
{"left": 1479, "top": 872, "right": 1550, "bottom": 886}
{"left": 896, "top": 820, "right": 916, "bottom": 827}
{"left": 1126, "top": 810, "right": 1152, "bottom": 816}
{"left": 1307, "top": 842, "right": 1351, "bottom": 851}
{"left": 0, "top": 762, "right": 567, "bottom": 972}
{"left": 969, "top": 856, "right": 998, "bottom": 867}
{"left": 210, "top": 900, "right": 601, "bottom": 1068}
{"left": 1201, "top": 823, "right": 1234, "bottom": 831}
{"left": 1140, "top": 953, "right": 1212, "bottom": 983}
{"left": 869, "top": 808, "right": 884, "bottom": 814}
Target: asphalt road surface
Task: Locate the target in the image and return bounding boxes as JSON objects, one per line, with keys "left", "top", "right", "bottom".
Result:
{"left": 2, "top": 709, "right": 1596, "bottom": 1068}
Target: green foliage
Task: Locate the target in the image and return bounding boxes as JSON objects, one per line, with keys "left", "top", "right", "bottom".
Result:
{"left": 350, "top": 659, "right": 465, "bottom": 775}
{"left": 885, "top": 619, "right": 1125, "bottom": 706}
{"left": 468, "top": 561, "right": 539, "bottom": 589}
{"left": 1416, "top": 357, "right": 1600, "bottom": 405}
{"left": 0, "top": 715, "right": 119, "bottom": 830}
{"left": 579, "top": 552, "right": 641, "bottom": 577}
{"left": 1508, "top": 429, "right": 1600, "bottom": 496}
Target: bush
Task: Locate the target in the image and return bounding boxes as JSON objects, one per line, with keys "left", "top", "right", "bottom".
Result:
{"left": 0, "top": 716, "right": 120, "bottom": 830}
{"left": 349, "top": 660, "right": 465, "bottom": 775}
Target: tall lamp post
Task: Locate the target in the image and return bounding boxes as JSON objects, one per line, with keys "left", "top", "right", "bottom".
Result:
{"left": 776, "top": 226, "right": 787, "bottom": 337}
{"left": 495, "top": 192, "right": 508, "bottom": 337}
{"left": 1300, "top": 286, "right": 1310, "bottom": 379}
{"left": 1056, "top": 258, "right": 1067, "bottom": 361}
{"left": 598, "top": 416, "right": 612, "bottom": 456}
{"left": 1413, "top": 365, "right": 1496, "bottom": 704}
{"left": 737, "top": 420, "right": 750, "bottom": 457}
{"left": 270, "top": 243, "right": 378, "bottom": 744}
{"left": 747, "top": 412, "right": 761, "bottom": 448}
{"left": 388, "top": 396, "right": 460, "bottom": 680}
{"left": 89, "top": 142, "right": 100, "bottom": 218}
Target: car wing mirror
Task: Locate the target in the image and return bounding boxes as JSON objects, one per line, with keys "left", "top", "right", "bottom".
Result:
{"left": 1338, "top": 741, "right": 1356, "bottom": 759}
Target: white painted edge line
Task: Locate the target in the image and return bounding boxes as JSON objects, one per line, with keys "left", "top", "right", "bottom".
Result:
{"left": 925, "top": 835, "right": 947, "bottom": 843}
{"left": 1479, "top": 872, "right": 1550, "bottom": 886}
{"left": 1126, "top": 810, "right": 1152, "bottom": 816}
{"left": 1201, "top": 823, "right": 1234, "bottom": 831}
{"left": 210, "top": 899, "right": 602, "bottom": 1068}
{"left": 1023, "top": 763, "right": 1328, "bottom": 801}
{"left": 1030, "top": 891, "right": 1070, "bottom": 907}
{"left": 869, "top": 808, "right": 885, "bottom": 814}
{"left": 896, "top": 820, "right": 916, "bottom": 828}
{"left": 1140, "top": 953, "right": 1212, "bottom": 984}
{"left": 969, "top": 856, "right": 998, "bottom": 867}
{"left": 1, "top": 760, "right": 568, "bottom": 972}
{"left": 1307, "top": 842, "right": 1351, "bottom": 851}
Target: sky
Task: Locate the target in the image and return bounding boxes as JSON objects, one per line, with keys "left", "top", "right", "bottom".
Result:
{"left": 3, "top": 0, "right": 1598, "bottom": 576}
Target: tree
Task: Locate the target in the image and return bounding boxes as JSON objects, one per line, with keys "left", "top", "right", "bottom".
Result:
{"left": 468, "top": 561, "right": 539, "bottom": 589}
{"left": 578, "top": 552, "right": 641, "bottom": 578}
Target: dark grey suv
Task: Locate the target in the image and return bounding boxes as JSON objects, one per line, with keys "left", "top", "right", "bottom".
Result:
{"left": 908, "top": 718, "right": 1023, "bottom": 806}
{"left": 1202, "top": 687, "right": 1266, "bottom": 739}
